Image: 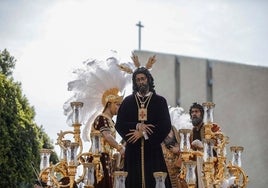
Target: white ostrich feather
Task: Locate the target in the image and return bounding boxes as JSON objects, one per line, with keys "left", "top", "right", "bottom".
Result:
{"left": 168, "top": 106, "right": 192, "bottom": 130}
{"left": 63, "top": 55, "right": 131, "bottom": 142}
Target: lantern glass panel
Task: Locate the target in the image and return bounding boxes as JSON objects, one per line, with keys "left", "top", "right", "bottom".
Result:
{"left": 67, "top": 142, "right": 79, "bottom": 165}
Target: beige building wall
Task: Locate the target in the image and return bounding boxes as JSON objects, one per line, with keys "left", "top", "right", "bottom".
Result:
{"left": 212, "top": 61, "right": 268, "bottom": 187}
{"left": 133, "top": 50, "right": 268, "bottom": 187}
{"left": 178, "top": 56, "right": 208, "bottom": 110}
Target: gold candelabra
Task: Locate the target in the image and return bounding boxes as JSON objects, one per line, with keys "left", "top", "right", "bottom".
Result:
{"left": 38, "top": 101, "right": 248, "bottom": 188}
{"left": 178, "top": 102, "right": 248, "bottom": 188}
{"left": 38, "top": 102, "right": 107, "bottom": 188}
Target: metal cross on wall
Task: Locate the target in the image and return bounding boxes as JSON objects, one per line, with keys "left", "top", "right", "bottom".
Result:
{"left": 136, "top": 21, "right": 144, "bottom": 50}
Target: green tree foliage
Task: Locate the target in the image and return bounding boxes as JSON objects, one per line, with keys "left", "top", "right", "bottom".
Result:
{"left": 37, "top": 125, "right": 59, "bottom": 164}
{"left": 0, "top": 49, "right": 16, "bottom": 77}
{"left": 0, "top": 49, "right": 58, "bottom": 187}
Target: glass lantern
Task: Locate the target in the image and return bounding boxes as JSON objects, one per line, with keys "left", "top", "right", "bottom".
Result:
{"left": 202, "top": 102, "right": 215, "bottom": 124}
{"left": 203, "top": 139, "right": 215, "bottom": 162}
{"left": 40, "top": 149, "right": 52, "bottom": 171}
{"left": 113, "top": 171, "right": 128, "bottom": 188}
{"left": 67, "top": 142, "right": 79, "bottom": 165}
{"left": 90, "top": 130, "right": 102, "bottom": 155}
{"left": 83, "top": 163, "right": 95, "bottom": 187}
{"left": 70, "top": 101, "right": 83, "bottom": 124}
{"left": 183, "top": 161, "right": 197, "bottom": 185}
{"left": 230, "top": 146, "right": 244, "bottom": 167}
{"left": 179, "top": 129, "right": 191, "bottom": 152}
{"left": 153, "top": 172, "right": 167, "bottom": 188}
{"left": 60, "top": 140, "right": 71, "bottom": 161}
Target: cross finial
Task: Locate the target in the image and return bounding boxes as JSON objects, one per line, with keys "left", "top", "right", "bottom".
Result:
{"left": 136, "top": 21, "right": 144, "bottom": 50}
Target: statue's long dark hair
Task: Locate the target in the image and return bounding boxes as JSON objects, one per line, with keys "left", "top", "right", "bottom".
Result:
{"left": 132, "top": 67, "right": 155, "bottom": 94}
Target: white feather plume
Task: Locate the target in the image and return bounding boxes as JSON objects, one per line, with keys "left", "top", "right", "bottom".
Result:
{"left": 63, "top": 55, "right": 131, "bottom": 142}
{"left": 168, "top": 106, "right": 192, "bottom": 130}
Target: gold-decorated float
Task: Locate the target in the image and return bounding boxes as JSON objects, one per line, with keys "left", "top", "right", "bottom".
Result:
{"left": 178, "top": 102, "right": 248, "bottom": 188}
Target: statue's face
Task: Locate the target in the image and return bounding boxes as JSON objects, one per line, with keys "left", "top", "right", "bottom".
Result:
{"left": 190, "top": 108, "right": 203, "bottom": 126}
{"left": 109, "top": 102, "right": 121, "bottom": 116}
{"left": 135, "top": 73, "right": 149, "bottom": 95}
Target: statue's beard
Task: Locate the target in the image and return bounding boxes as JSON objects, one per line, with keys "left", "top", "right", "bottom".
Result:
{"left": 191, "top": 117, "right": 203, "bottom": 126}
{"left": 138, "top": 84, "right": 149, "bottom": 95}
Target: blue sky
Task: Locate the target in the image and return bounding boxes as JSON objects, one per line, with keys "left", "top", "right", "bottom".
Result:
{"left": 1, "top": 0, "right": 267, "bottom": 154}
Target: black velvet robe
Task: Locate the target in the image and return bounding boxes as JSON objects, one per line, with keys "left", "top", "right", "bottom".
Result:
{"left": 115, "top": 92, "right": 172, "bottom": 188}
